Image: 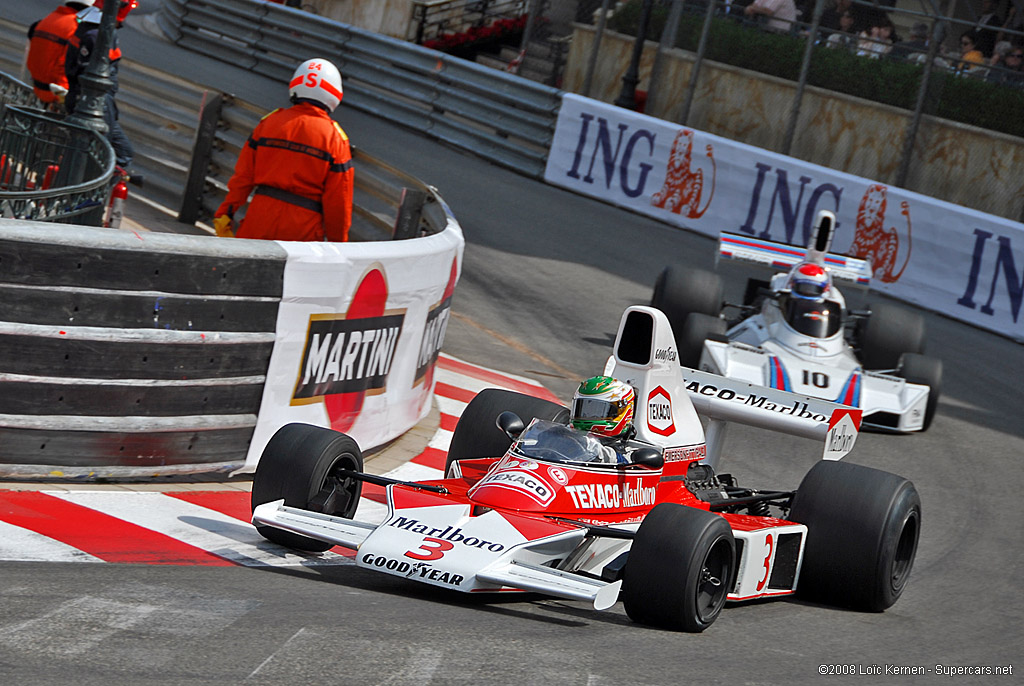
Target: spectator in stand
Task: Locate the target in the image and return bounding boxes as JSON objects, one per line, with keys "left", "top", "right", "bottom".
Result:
{"left": 856, "top": 17, "right": 896, "bottom": 59}
{"left": 744, "top": 0, "right": 798, "bottom": 33}
{"left": 998, "top": 4, "right": 1023, "bottom": 44}
{"left": 25, "top": 0, "right": 95, "bottom": 110}
{"left": 954, "top": 29, "right": 987, "bottom": 76}
{"left": 987, "top": 41, "right": 1024, "bottom": 87}
{"left": 819, "top": 0, "right": 853, "bottom": 37}
{"left": 890, "top": 21, "right": 930, "bottom": 62}
{"left": 825, "top": 10, "right": 857, "bottom": 51}
{"left": 975, "top": 0, "right": 1004, "bottom": 58}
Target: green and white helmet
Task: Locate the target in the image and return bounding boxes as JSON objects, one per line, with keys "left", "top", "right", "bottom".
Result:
{"left": 570, "top": 376, "right": 635, "bottom": 438}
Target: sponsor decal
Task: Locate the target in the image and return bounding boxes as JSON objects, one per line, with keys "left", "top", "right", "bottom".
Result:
{"left": 564, "top": 481, "right": 656, "bottom": 510}
{"left": 650, "top": 128, "right": 715, "bottom": 219}
{"left": 654, "top": 346, "right": 677, "bottom": 363}
{"left": 684, "top": 380, "right": 828, "bottom": 423}
{"left": 663, "top": 443, "right": 707, "bottom": 463}
{"left": 360, "top": 554, "right": 465, "bottom": 587}
{"left": 290, "top": 268, "right": 405, "bottom": 434}
{"left": 647, "top": 385, "right": 675, "bottom": 436}
{"left": 415, "top": 258, "right": 459, "bottom": 386}
{"left": 823, "top": 408, "right": 862, "bottom": 461}
{"left": 476, "top": 469, "right": 554, "bottom": 506}
{"left": 958, "top": 229, "right": 1024, "bottom": 324}
{"left": 388, "top": 517, "right": 506, "bottom": 552}
{"left": 739, "top": 163, "right": 842, "bottom": 247}
{"left": 548, "top": 466, "right": 568, "bottom": 485}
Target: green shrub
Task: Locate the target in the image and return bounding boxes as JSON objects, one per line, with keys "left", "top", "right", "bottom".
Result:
{"left": 606, "top": 0, "right": 1024, "bottom": 139}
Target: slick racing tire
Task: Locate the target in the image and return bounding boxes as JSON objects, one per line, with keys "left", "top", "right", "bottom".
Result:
{"left": 252, "top": 423, "right": 364, "bottom": 552}
{"left": 858, "top": 301, "right": 925, "bottom": 371}
{"left": 788, "top": 461, "right": 920, "bottom": 612}
{"left": 445, "top": 389, "right": 569, "bottom": 476}
{"left": 898, "top": 353, "right": 942, "bottom": 431}
{"left": 678, "top": 313, "right": 728, "bottom": 368}
{"left": 622, "top": 503, "right": 735, "bottom": 632}
{"left": 651, "top": 266, "right": 724, "bottom": 338}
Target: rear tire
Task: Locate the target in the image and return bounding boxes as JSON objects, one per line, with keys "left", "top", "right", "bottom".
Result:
{"left": 899, "top": 353, "right": 942, "bottom": 431}
{"left": 623, "top": 503, "right": 735, "bottom": 632}
{"left": 858, "top": 302, "right": 925, "bottom": 371}
{"left": 678, "top": 313, "right": 728, "bottom": 368}
{"left": 651, "top": 266, "right": 724, "bottom": 339}
{"left": 251, "top": 423, "right": 364, "bottom": 552}
{"left": 445, "top": 389, "right": 569, "bottom": 476}
{"left": 788, "top": 461, "right": 920, "bottom": 611}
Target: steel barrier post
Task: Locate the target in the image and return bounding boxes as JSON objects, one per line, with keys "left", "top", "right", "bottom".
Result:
{"left": 179, "top": 92, "right": 225, "bottom": 225}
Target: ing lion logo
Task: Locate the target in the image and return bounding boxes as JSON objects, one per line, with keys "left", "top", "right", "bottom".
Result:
{"left": 848, "top": 184, "right": 912, "bottom": 284}
{"left": 651, "top": 129, "right": 716, "bottom": 218}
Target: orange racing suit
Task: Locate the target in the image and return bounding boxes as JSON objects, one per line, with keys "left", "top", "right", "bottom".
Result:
{"left": 26, "top": 5, "right": 79, "bottom": 104}
{"left": 215, "top": 102, "right": 354, "bottom": 242}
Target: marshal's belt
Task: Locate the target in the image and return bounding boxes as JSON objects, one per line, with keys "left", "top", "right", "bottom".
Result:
{"left": 254, "top": 185, "right": 322, "bottom": 213}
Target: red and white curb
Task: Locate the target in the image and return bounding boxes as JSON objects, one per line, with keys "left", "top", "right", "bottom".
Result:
{"left": 0, "top": 354, "right": 558, "bottom": 566}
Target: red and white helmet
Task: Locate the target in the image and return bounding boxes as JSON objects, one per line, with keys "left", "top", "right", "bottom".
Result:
{"left": 94, "top": 0, "right": 139, "bottom": 22}
{"left": 289, "top": 58, "right": 343, "bottom": 112}
{"left": 786, "top": 262, "right": 831, "bottom": 301}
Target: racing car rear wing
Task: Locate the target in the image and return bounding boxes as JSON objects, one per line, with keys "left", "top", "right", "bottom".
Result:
{"left": 606, "top": 306, "right": 861, "bottom": 468}
{"left": 717, "top": 233, "right": 872, "bottom": 288}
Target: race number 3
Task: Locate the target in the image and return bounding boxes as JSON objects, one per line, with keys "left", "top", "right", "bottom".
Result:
{"left": 756, "top": 533, "right": 774, "bottom": 592}
{"left": 404, "top": 537, "right": 454, "bottom": 561}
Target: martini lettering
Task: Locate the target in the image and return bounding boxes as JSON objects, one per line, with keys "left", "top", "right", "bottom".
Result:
{"left": 293, "top": 313, "right": 404, "bottom": 400}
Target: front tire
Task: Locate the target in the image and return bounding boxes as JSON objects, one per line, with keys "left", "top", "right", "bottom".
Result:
{"left": 623, "top": 503, "right": 736, "bottom": 632}
{"left": 788, "top": 460, "right": 921, "bottom": 611}
{"left": 858, "top": 302, "right": 925, "bottom": 371}
{"left": 445, "top": 388, "right": 569, "bottom": 476}
{"left": 651, "top": 266, "right": 724, "bottom": 339}
{"left": 678, "top": 313, "right": 727, "bottom": 368}
{"left": 251, "top": 423, "right": 364, "bottom": 552}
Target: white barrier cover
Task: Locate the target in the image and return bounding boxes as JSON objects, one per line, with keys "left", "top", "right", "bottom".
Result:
{"left": 545, "top": 93, "right": 1024, "bottom": 342}
{"left": 240, "top": 224, "right": 465, "bottom": 472}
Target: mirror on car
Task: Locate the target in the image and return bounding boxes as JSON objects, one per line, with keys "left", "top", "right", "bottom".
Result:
{"left": 496, "top": 411, "right": 525, "bottom": 439}
{"left": 630, "top": 447, "right": 664, "bottom": 470}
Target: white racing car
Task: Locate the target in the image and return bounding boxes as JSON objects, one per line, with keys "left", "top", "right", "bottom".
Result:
{"left": 250, "top": 305, "right": 921, "bottom": 632}
{"left": 651, "top": 210, "right": 942, "bottom": 432}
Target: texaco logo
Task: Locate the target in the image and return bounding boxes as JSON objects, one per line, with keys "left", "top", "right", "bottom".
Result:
{"left": 647, "top": 385, "right": 675, "bottom": 437}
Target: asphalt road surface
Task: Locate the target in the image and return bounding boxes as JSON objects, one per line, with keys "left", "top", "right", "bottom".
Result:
{"left": 1, "top": 2, "right": 1022, "bottom": 684}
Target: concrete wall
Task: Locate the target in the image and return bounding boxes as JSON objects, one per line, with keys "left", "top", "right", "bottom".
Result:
{"left": 563, "top": 24, "right": 1024, "bottom": 222}
{"left": 303, "top": 0, "right": 416, "bottom": 39}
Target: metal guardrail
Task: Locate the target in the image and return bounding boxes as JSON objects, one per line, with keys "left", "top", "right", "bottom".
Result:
{"left": 0, "top": 105, "right": 115, "bottom": 225}
{"left": 157, "top": 0, "right": 562, "bottom": 178}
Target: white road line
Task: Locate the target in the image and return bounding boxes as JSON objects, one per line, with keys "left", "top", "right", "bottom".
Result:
{"left": 0, "top": 519, "right": 103, "bottom": 563}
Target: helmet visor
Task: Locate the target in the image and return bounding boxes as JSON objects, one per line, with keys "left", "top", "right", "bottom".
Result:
{"left": 783, "top": 298, "right": 842, "bottom": 338}
{"left": 792, "top": 280, "right": 826, "bottom": 298}
{"left": 572, "top": 397, "right": 619, "bottom": 421}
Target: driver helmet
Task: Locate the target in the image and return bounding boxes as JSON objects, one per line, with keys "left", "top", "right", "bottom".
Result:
{"left": 786, "top": 262, "right": 830, "bottom": 300}
{"left": 94, "top": 0, "right": 139, "bottom": 23}
{"left": 289, "top": 58, "right": 344, "bottom": 112}
{"left": 571, "top": 376, "right": 635, "bottom": 438}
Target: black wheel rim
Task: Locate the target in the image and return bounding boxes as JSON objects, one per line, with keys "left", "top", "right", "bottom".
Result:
{"left": 695, "top": 537, "right": 732, "bottom": 622}
{"left": 889, "top": 511, "right": 919, "bottom": 593}
{"left": 307, "top": 455, "right": 359, "bottom": 517}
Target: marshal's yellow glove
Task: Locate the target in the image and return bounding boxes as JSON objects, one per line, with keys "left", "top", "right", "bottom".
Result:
{"left": 213, "top": 214, "right": 235, "bottom": 237}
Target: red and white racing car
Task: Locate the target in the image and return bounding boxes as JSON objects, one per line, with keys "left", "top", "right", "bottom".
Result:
{"left": 251, "top": 306, "right": 921, "bottom": 632}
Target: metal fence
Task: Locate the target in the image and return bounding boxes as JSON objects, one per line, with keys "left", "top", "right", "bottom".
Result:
{"left": 156, "top": 0, "right": 562, "bottom": 178}
{"left": 588, "top": 0, "right": 1024, "bottom": 221}
{"left": 0, "top": 105, "right": 115, "bottom": 225}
